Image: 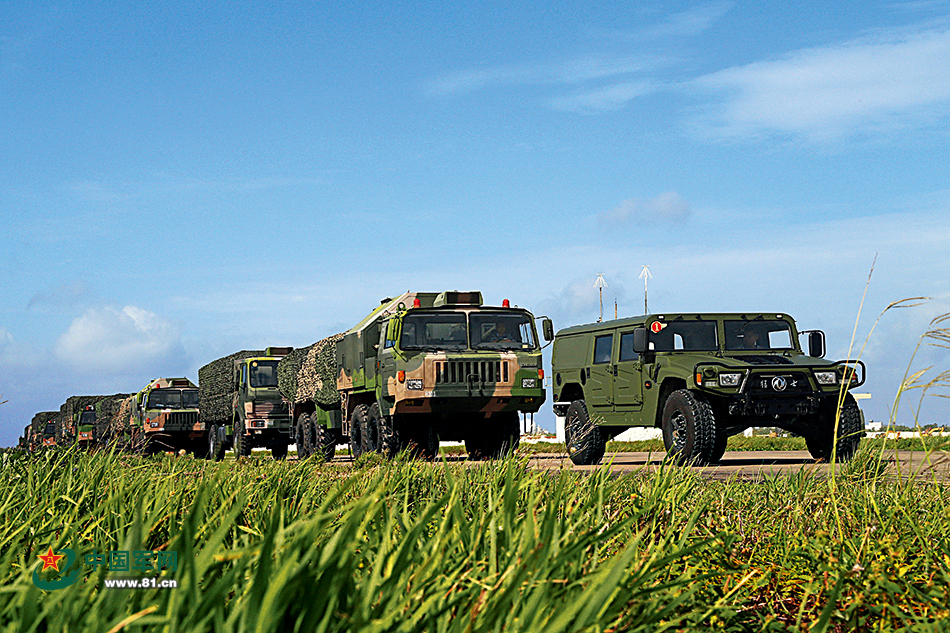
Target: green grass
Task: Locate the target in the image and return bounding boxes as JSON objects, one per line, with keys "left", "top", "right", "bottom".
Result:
{"left": 2, "top": 446, "right": 948, "bottom": 631}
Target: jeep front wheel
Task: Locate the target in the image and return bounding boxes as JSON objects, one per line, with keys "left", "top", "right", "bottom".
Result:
{"left": 565, "top": 400, "right": 605, "bottom": 466}
{"left": 806, "top": 393, "right": 863, "bottom": 462}
{"left": 661, "top": 389, "right": 717, "bottom": 465}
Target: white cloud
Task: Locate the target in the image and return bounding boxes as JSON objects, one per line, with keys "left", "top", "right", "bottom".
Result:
{"left": 55, "top": 306, "right": 184, "bottom": 372}
{"left": 600, "top": 192, "right": 692, "bottom": 226}
{"left": 0, "top": 327, "right": 12, "bottom": 353}
{"left": 549, "top": 81, "right": 656, "bottom": 113}
{"left": 691, "top": 24, "right": 950, "bottom": 142}
{"left": 636, "top": 2, "right": 734, "bottom": 39}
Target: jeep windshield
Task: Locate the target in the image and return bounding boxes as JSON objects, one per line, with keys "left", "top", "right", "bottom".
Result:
{"left": 724, "top": 319, "right": 793, "bottom": 351}
{"left": 249, "top": 361, "right": 279, "bottom": 388}
{"left": 651, "top": 321, "right": 718, "bottom": 352}
{"left": 400, "top": 312, "right": 468, "bottom": 351}
{"left": 470, "top": 312, "right": 537, "bottom": 351}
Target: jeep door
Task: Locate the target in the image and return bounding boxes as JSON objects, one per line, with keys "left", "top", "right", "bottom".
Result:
{"left": 587, "top": 332, "right": 615, "bottom": 410}
{"left": 613, "top": 330, "right": 643, "bottom": 411}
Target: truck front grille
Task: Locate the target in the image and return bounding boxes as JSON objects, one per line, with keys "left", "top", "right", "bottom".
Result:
{"left": 169, "top": 411, "right": 199, "bottom": 426}
{"left": 435, "top": 360, "right": 509, "bottom": 385}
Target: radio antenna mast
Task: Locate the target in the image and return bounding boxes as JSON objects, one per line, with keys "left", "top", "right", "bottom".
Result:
{"left": 593, "top": 274, "right": 607, "bottom": 322}
{"left": 638, "top": 265, "right": 652, "bottom": 314}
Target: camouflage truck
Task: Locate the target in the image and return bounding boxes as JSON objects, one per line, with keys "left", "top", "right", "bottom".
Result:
{"left": 60, "top": 395, "right": 106, "bottom": 448}
{"left": 18, "top": 425, "right": 31, "bottom": 452}
{"left": 551, "top": 313, "right": 865, "bottom": 466}
{"left": 200, "top": 348, "right": 294, "bottom": 460}
{"left": 277, "top": 335, "right": 345, "bottom": 461}
{"left": 31, "top": 411, "right": 61, "bottom": 450}
{"left": 336, "top": 291, "right": 552, "bottom": 459}
{"left": 129, "top": 378, "right": 203, "bottom": 455}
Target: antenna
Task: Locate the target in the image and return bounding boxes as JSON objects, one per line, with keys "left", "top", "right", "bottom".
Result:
{"left": 593, "top": 273, "right": 607, "bottom": 322}
{"left": 638, "top": 265, "right": 652, "bottom": 314}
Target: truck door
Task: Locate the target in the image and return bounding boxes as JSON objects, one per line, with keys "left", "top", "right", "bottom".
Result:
{"left": 378, "top": 319, "right": 397, "bottom": 399}
{"left": 614, "top": 330, "right": 644, "bottom": 412}
{"left": 587, "top": 333, "right": 615, "bottom": 410}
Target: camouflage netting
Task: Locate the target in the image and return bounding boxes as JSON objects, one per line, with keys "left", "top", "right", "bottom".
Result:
{"left": 95, "top": 394, "right": 132, "bottom": 440}
{"left": 31, "top": 411, "right": 60, "bottom": 434}
{"left": 277, "top": 333, "right": 344, "bottom": 407}
{"left": 199, "top": 350, "right": 265, "bottom": 425}
{"left": 60, "top": 395, "right": 106, "bottom": 422}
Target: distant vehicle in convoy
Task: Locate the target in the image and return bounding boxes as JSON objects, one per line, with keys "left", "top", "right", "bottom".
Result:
{"left": 335, "top": 291, "right": 552, "bottom": 459}
{"left": 201, "top": 348, "right": 294, "bottom": 460}
{"left": 33, "top": 412, "right": 60, "bottom": 450}
{"left": 551, "top": 313, "right": 865, "bottom": 465}
{"left": 130, "top": 378, "right": 203, "bottom": 455}
{"left": 73, "top": 405, "right": 98, "bottom": 447}
{"left": 60, "top": 395, "right": 107, "bottom": 449}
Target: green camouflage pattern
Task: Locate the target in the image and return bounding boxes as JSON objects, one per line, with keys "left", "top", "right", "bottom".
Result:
{"left": 132, "top": 377, "right": 203, "bottom": 452}
{"left": 551, "top": 312, "right": 863, "bottom": 435}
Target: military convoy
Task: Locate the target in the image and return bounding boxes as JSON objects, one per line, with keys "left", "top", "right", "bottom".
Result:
{"left": 14, "top": 295, "right": 869, "bottom": 467}
{"left": 551, "top": 312, "right": 865, "bottom": 465}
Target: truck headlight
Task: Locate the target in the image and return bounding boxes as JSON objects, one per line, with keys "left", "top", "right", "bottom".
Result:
{"left": 718, "top": 373, "right": 742, "bottom": 387}
{"left": 815, "top": 371, "right": 837, "bottom": 385}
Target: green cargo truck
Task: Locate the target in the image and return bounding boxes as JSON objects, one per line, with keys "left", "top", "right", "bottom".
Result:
{"left": 200, "top": 348, "right": 294, "bottom": 460}
{"left": 335, "top": 291, "right": 552, "bottom": 459}
{"left": 31, "top": 411, "right": 61, "bottom": 450}
{"left": 130, "top": 378, "right": 203, "bottom": 454}
{"left": 60, "top": 395, "right": 106, "bottom": 448}
{"left": 551, "top": 312, "right": 865, "bottom": 465}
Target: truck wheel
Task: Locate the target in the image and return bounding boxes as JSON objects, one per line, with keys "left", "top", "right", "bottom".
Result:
{"left": 349, "top": 405, "right": 368, "bottom": 460}
{"left": 378, "top": 412, "right": 400, "bottom": 459}
{"left": 661, "top": 389, "right": 717, "bottom": 466}
{"left": 806, "top": 393, "right": 863, "bottom": 462}
{"left": 363, "top": 404, "right": 382, "bottom": 454}
{"left": 208, "top": 426, "right": 225, "bottom": 462}
{"left": 272, "top": 443, "right": 288, "bottom": 460}
{"left": 317, "top": 421, "right": 336, "bottom": 462}
{"left": 234, "top": 419, "right": 252, "bottom": 459}
{"left": 295, "top": 415, "right": 312, "bottom": 460}
{"left": 405, "top": 421, "right": 438, "bottom": 461}
{"left": 565, "top": 400, "right": 605, "bottom": 466}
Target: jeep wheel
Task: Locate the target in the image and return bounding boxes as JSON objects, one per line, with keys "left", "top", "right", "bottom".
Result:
{"left": 349, "top": 405, "right": 368, "bottom": 460}
{"left": 363, "top": 404, "right": 383, "bottom": 454}
{"left": 208, "top": 426, "right": 225, "bottom": 462}
{"left": 661, "top": 389, "right": 717, "bottom": 465}
{"left": 565, "top": 400, "right": 606, "bottom": 466}
{"left": 317, "top": 422, "right": 337, "bottom": 462}
{"left": 710, "top": 429, "right": 728, "bottom": 463}
{"left": 806, "top": 393, "right": 863, "bottom": 462}
{"left": 233, "top": 419, "right": 252, "bottom": 459}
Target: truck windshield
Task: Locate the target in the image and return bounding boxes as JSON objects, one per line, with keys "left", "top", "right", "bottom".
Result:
{"left": 79, "top": 411, "right": 96, "bottom": 426}
{"left": 724, "top": 319, "right": 793, "bottom": 351}
{"left": 182, "top": 389, "right": 199, "bottom": 408}
{"left": 470, "top": 312, "right": 537, "bottom": 351}
{"left": 249, "top": 361, "right": 279, "bottom": 388}
{"left": 401, "top": 313, "right": 468, "bottom": 351}
{"left": 44, "top": 423, "right": 56, "bottom": 436}
{"left": 651, "top": 321, "right": 719, "bottom": 352}
{"left": 147, "top": 389, "right": 183, "bottom": 409}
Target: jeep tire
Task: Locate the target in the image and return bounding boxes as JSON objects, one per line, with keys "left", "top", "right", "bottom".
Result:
{"left": 565, "top": 400, "right": 606, "bottom": 466}
{"left": 806, "top": 393, "right": 863, "bottom": 462}
{"left": 661, "top": 389, "right": 717, "bottom": 465}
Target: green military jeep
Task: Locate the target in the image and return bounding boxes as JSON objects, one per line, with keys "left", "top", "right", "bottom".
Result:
{"left": 551, "top": 313, "right": 865, "bottom": 465}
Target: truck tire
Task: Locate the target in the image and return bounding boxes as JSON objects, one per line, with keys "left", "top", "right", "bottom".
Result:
{"left": 806, "top": 393, "right": 863, "bottom": 462}
{"left": 272, "top": 443, "right": 288, "bottom": 460}
{"left": 661, "top": 389, "right": 717, "bottom": 466}
{"left": 234, "top": 419, "right": 252, "bottom": 459}
{"left": 349, "top": 405, "right": 368, "bottom": 460}
{"left": 317, "top": 422, "right": 337, "bottom": 462}
{"left": 208, "top": 425, "right": 225, "bottom": 462}
{"left": 363, "top": 404, "right": 382, "bottom": 454}
{"left": 565, "top": 400, "right": 606, "bottom": 466}
{"left": 405, "top": 421, "right": 438, "bottom": 461}
{"left": 378, "top": 412, "right": 400, "bottom": 458}
{"left": 295, "top": 415, "right": 312, "bottom": 460}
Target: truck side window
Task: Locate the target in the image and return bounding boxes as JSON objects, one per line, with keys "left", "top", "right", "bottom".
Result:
{"left": 593, "top": 335, "right": 613, "bottom": 364}
{"left": 619, "top": 332, "right": 639, "bottom": 362}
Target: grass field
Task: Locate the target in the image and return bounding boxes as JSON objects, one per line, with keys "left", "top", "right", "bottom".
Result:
{"left": 3, "top": 445, "right": 949, "bottom": 632}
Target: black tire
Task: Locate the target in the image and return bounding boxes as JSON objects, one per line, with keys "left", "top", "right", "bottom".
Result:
{"left": 317, "top": 422, "right": 337, "bottom": 462}
{"left": 349, "top": 405, "right": 368, "bottom": 460}
{"left": 467, "top": 412, "right": 520, "bottom": 460}
{"left": 710, "top": 429, "right": 728, "bottom": 463}
{"left": 404, "top": 419, "right": 438, "bottom": 461}
{"left": 378, "top": 411, "right": 400, "bottom": 459}
{"left": 295, "top": 414, "right": 312, "bottom": 460}
{"left": 233, "top": 418, "right": 252, "bottom": 459}
{"left": 661, "top": 389, "right": 717, "bottom": 465}
{"left": 806, "top": 393, "right": 863, "bottom": 462}
{"left": 565, "top": 400, "right": 606, "bottom": 466}
{"left": 362, "top": 404, "right": 382, "bottom": 454}
{"left": 208, "top": 425, "right": 225, "bottom": 462}
{"left": 272, "top": 443, "right": 288, "bottom": 460}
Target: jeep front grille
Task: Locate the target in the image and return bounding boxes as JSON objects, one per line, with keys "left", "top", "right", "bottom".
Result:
{"left": 435, "top": 360, "right": 509, "bottom": 385}
{"left": 169, "top": 411, "right": 199, "bottom": 426}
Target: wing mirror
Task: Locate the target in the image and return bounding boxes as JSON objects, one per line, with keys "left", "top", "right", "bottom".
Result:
{"left": 541, "top": 318, "right": 554, "bottom": 342}
{"left": 806, "top": 330, "right": 826, "bottom": 358}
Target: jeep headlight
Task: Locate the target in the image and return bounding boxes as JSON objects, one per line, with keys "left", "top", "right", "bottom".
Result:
{"left": 718, "top": 373, "right": 742, "bottom": 387}
{"left": 815, "top": 371, "right": 837, "bottom": 386}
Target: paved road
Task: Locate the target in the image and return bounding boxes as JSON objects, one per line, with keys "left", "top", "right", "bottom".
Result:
{"left": 525, "top": 450, "right": 950, "bottom": 482}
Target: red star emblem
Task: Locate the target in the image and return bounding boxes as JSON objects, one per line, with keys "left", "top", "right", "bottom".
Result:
{"left": 37, "top": 547, "right": 65, "bottom": 572}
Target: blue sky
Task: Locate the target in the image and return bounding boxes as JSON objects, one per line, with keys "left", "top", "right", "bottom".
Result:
{"left": 2, "top": 1, "right": 950, "bottom": 444}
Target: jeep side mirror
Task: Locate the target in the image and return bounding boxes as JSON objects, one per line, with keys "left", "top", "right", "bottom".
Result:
{"left": 632, "top": 327, "right": 648, "bottom": 354}
{"left": 542, "top": 318, "right": 554, "bottom": 342}
{"left": 807, "top": 331, "right": 826, "bottom": 358}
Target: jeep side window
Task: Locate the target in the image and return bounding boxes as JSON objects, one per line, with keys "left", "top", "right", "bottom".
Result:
{"left": 619, "top": 332, "right": 639, "bottom": 362}
{"left": 593, "top": 334, "right": 613, "bottom": 364}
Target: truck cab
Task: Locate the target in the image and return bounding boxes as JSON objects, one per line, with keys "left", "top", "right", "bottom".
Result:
{"left": 133, "top": 378, "right": 203, "bottom": 454}
{"left": 74, "top": 406, "right": 98, "bottom": 447}
{"left": 229, "top": 347, "right": 294, "bottom": 458}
